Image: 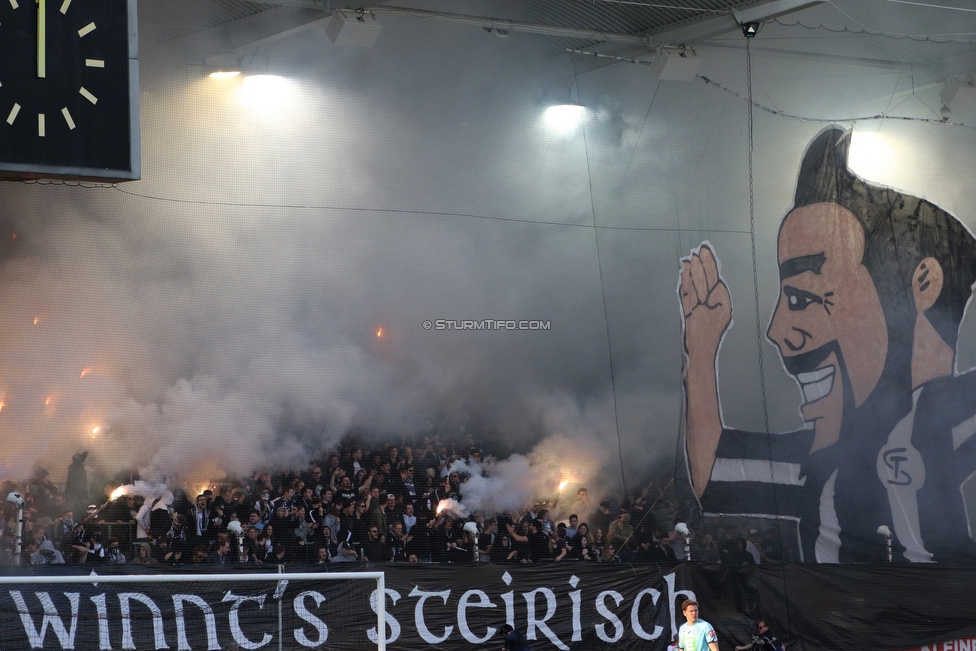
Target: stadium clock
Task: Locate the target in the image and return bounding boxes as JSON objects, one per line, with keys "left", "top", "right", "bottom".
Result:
{"left": 0, "top": 0, "right": 139, "bottom": 181}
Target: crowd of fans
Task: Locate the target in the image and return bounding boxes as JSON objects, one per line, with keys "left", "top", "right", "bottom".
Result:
{"left": 0, "top": 437, "right": 786, "bottom": 568}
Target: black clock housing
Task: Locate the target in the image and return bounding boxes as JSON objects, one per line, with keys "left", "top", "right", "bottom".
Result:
{"left": 0, "top": 0, "right": 139, "bottom": 181}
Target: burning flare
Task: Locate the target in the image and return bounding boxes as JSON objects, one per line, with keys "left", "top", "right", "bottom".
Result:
{"left": 558, "top": 479, "right": 569, "bottom": 491}
{"left": 110, "top": 486, "right": 126, "bottom": 500}
{"left": 376, "top": 328, "right": 383, "bottom": 338}
{"left": 436, "top": 498, "right": 469, "bottom": 519}
{"left": 80, "top": 368, "right": 91, "bottom": 378}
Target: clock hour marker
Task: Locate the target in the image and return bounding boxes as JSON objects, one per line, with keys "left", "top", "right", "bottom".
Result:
{"left": 6, "top": 103, "right": 20, "bottom": 125}
{"left": 77, "top": 21, "right": 95, "bottom": 37}
{"left": 85, "top": 59, "right": 104, "bottom": 68}
{"left": 61, "top": 107, "right": 75, "bottom": 130}
{"left": 79, "top": 87, "right": 97, "bottom": 104}
{"left": 38, "top": 113, "right": 45, "bottom": 137}
{"left": 59, "top": 0, "right": 70, "bottom": 13}
{"left": 8, "top": 0, "right": 17, "bottom": 9}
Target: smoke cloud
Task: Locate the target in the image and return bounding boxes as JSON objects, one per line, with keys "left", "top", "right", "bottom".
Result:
{"left": 0, "top": 5, "right": 972, "bottom": 508}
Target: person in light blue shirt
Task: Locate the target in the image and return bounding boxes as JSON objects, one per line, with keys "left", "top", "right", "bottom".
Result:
{"left": 678, "top": 600, "right": 719, "bottom": 651}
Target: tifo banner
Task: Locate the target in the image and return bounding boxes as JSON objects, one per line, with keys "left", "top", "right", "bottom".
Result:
{"left": 0, "top": 564, "right": 975, "bottom": 651}
{"left": 680, "top": 126, "right": 976, "bottom": 564}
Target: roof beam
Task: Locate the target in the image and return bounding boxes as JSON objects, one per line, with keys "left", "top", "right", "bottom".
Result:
{"left": 644, "top": 0, "right": 819, "bottom": 46}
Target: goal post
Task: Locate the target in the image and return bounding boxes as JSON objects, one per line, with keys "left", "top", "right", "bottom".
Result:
{"left": 0, "top": 570, "right": 386, "bottom": 651}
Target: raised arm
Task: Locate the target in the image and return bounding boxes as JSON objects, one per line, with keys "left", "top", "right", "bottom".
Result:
{"left": 679, "top": 244, "right": 732, "bottom": 497}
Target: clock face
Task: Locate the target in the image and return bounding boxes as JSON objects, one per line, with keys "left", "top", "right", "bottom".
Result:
{"left": 0, "top": 0, "right": 139, "bottom": 180}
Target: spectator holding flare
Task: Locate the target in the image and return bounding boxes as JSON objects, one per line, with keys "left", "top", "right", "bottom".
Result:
{"left": 679, "top": 600, "right": 719, "bottom": 651}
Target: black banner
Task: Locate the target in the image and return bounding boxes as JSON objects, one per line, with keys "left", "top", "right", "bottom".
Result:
{"left": 0, "top": 563, "right": 972, "bottom": 650}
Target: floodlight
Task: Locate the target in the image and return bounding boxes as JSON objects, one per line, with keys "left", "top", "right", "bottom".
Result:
{"left": 650, "top": 46, "right": 702, "bottom": 81}
{"left": 326, "top": 11, "right": 382, "bottom": 48}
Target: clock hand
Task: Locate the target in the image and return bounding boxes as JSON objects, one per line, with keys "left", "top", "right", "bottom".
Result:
{"left": 37, "top": 0, "right": 46, "bottom": 78}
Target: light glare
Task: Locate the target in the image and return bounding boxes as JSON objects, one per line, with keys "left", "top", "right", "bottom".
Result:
{"left": 239, "top": 75, "right": 294, "bottom": 112}
{"left": 544, "top": 104, "right": 584, "bottom": 134}
{"left": 209, "top": 70, "right": 241, "bottom": 79}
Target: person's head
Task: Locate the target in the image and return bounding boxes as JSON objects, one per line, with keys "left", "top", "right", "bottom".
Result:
{"left": 217, "top": 540, "right": 230, "bottom": 555}
{"left": 682, "top": 599, "right": 700, "bottom": 624}
{"left": 404, "top": 503, "right": 414, "bottom": 516}
{"left": 317, "top": 545, "right": 329, "bottom": 561}
{"left": 768, "top": 127, "right": 976, "bottom": 446}
{"left": 569, "top": 514, "right": 578, "bottom": 527}
{"left": 368, "top": 526, "right": 379, "bottom": 540}
{"left": 500, "top": 624, "right": 515, "bottom": 636}
{"left": 386, "top": 494, "right": 396, "bottom": 508}
{"left": 192, "top": 546, "right": 208, "bottom": 563}
{"left": 757, "top": 621, "right": 769, "bottom": 634}
{"left": 137, "top": 544, "right": 150, "bottom": 559}
{"left": 195, "top": 495, "right": 207, "bottom": 509}
{"left": 339, "top": 476, "right": 352, "bottom": 490}
{"left": 356, "top": 500, "right": 367, "bottom": 514}
{"left": 407, "top": 553, "right": 419, "bottom": 563}
{"left": 594, "top": 528, "right": 604, "bottom": 541}
{"left": 369, "top": 486, "right": 381, "bottom": 501}
{"left": 248, "top": 510, "right": 260, "bottom": 524}
{"left": 311, "top": 466, "right": 323, "bottom": 481}
{"left": 577, "top": 523, "right": 589, "bottom": 537}
{"left": 577, "top": 487, "right": 587, "bottom": 498}
{"left": 392, "top": 522, "right": 404, "bottom": 536}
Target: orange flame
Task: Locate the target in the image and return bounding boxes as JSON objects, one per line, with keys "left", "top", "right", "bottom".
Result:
{"left": 0, "top": 402, "right": 5, "bottom": 412}
{"left": 376, "top": 328, "right": 383, "bottom": 338}
{"left": 558, "top": 480, "right": 569, "bottom": 491}
{"left": 110, "top": 486, "right": 126, "bottom": 500}
{"left": 80, "top": 368, "right": 91, "bottom": 378}
{"left": 91, "top": 426, "right": 100, "bottom": 438}
{"left": 45, "top": 397, "right": 52, "bottom": 406}
{"left": 33, "top": 317, "right": 39, "bottom": 325}
{"left": 436, "top": 500, "right": 447, "bottom": 515}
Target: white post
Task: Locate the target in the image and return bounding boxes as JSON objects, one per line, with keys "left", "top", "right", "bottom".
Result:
{"left": 377, "top": 572, "right": 386, "bottom": 651}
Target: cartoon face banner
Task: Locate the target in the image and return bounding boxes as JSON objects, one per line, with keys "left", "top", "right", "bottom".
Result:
{"left": 680, "top": 127, "right": 976, "bottom": 564}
